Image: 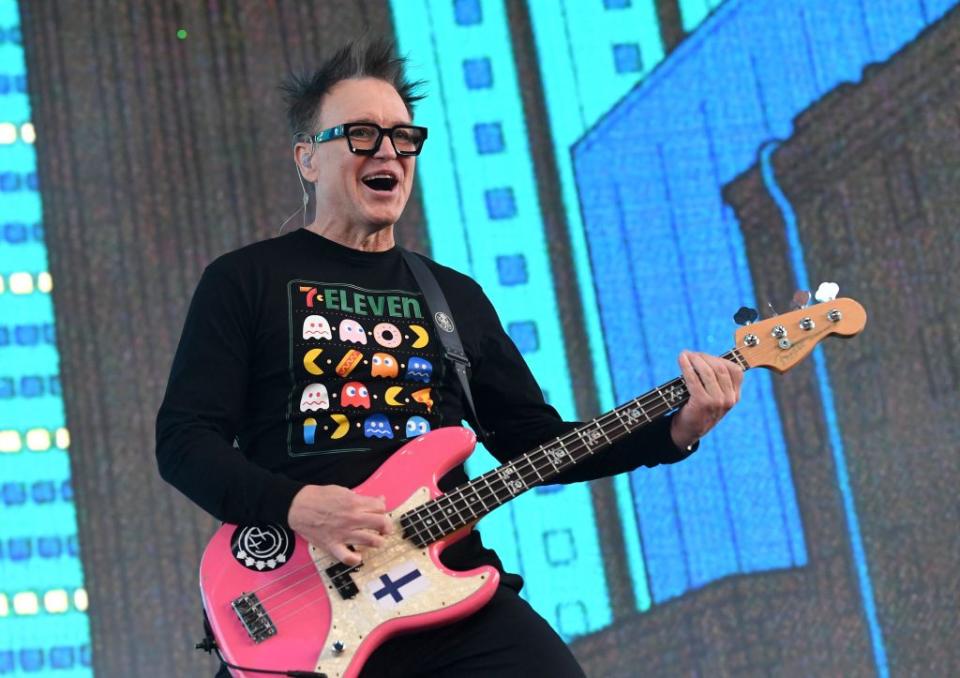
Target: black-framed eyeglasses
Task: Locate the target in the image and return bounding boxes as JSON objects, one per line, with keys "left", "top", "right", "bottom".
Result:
{"left": 312, "top": 122, "right": 428, "bottom": 156}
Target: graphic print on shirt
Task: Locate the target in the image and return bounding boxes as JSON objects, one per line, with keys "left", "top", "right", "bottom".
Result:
{"left": 287, "top": 281, "right": 444, "bottom": 456}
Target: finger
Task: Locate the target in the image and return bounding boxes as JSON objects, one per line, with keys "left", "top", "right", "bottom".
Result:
{"left": 329, "top": 542, "right": 362, "bottom": 567}
{"left": 352, "top": 511, "right": 393, "bottom": 534}
{"left": 714, "top": 364, "right": 736, "bottom": 408}
{"left": 727, "top": 360, "right": 745, "bottom": 391}
{"left": 720, "top": 359, "right": 744, "bottom": 402}
{"left": 344, "top": 529, "right": 386, "bottom": 549}
{"left": 689, "top": 353, "right": 723, "bottom": 399}
{"left": 678, "top": 351, "right": 707, "bottom": 399}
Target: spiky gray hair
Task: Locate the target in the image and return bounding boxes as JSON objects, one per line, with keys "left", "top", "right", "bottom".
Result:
{"left": 280, "top": 38, "right": 426, "bottom": 137}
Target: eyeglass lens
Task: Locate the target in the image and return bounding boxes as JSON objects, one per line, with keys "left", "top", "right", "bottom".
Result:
{"left": 347, "top": 124, "right": 425, "bottom": 154}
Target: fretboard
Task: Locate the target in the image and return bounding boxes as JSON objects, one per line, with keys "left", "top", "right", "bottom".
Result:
{"left": 400, "top": 349, "right": 748, "bottom": 547}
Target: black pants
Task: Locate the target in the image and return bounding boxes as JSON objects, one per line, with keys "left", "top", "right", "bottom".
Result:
{"left": 216, "top": 586, "right": 585, "bottom": 677}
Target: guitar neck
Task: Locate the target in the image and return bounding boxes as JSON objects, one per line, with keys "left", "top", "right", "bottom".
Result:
{"left": 401, "top": 348, "right": 748, "bottom": 547}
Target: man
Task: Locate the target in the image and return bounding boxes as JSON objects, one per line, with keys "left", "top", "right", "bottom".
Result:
{"left": 156, "top": 39, "right": 742, "bottom": 677}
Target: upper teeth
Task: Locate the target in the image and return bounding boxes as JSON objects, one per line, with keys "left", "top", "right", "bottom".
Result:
{"left": 366, "top": 174, "right": 394, "bottom": 180}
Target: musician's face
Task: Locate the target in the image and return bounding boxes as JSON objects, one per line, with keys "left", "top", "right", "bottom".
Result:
{"left": 308, "top": 78, "right": 416, "bottom": 231}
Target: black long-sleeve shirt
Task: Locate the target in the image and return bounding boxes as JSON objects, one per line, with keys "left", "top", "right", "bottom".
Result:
{"left": 156, "top": 228, "right": 692, "bottom": 576}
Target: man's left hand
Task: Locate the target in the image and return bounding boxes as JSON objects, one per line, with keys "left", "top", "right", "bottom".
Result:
{"left": 670, "top": 350, "right": 744, "bottom": 450}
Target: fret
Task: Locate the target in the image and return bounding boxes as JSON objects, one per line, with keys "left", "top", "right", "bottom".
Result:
{"left": 596, "top": 420, "right": 614, "bottom": 445}
{"left": 542, "top": 447, "right": 560, "bottom": 474}
{"left": 479, "top": 474, "right": 500, "bottom": 509}
{"left": 730, "top": 349, "right": 748, "bottom": 370}
{"left": 541, "top": 441, "right": 562, "bottom": 476}
{"left": 435, "top": 497, "right": 460, "bottom": 532}
{"left": 522, "top": 452, "right": 545, "bottom": 483}
{"left": 577, "top": 425, "right": 605, "bottom": 453}
{"left": 496, "top": 463, "right": 527, "bottom": 498}
{"left": 617, "top": 403, "right": 650, "bottom": 432}
{"left": 554, "top": 438, "right": 572, "bottom": 464}
{"left": 448, "top": 490, "right": 475, "bottom": 524}
{"left": 419, "top": 509, "right": 439, "bottom": 536}
{"left": 467, "top": 481, "right": 490, "bottom": 513}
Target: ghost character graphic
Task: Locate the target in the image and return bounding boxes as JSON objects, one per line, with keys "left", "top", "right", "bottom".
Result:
{"left": 340, "top": 381, "right": 371, "bottom": 409}
{"left": 405, "top": 416, "right": 431, "bottom": 438}
{"left": 338, "top": 319, "right": 368, "bottom": 344}
{"left": 299, "top": 383, "right": 330, "bottom": 412}
{"left": 370, "top": 352, "right": 399, "bottom": 378}
{"left": 363, "top": 414, "right": 394, "bottom": 439}
{"left": 302, "top": 315, "right": 332, "bottom": 341}
{"left": 405, "top": 356, "right": 433, "bottom": 383}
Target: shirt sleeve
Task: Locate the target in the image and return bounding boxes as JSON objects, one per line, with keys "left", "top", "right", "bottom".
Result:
{"left": 464, "top": 286, "right": 696, "bottom": 483}
{"left": 155, "top": 260, "right": 305, "bottom": 526}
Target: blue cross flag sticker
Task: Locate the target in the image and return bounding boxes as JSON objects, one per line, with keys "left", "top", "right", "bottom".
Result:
{"left": 368, "top": 565, "right": 428, "bottom": 608}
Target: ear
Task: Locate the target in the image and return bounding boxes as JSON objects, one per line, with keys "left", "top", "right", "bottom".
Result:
{"left": 294, "top": 141, "right": 320, "bottom": 182}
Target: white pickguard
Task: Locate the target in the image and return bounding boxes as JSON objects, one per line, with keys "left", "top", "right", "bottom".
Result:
{"left": 310, "top": 487, "right": 490, "bottom": 678}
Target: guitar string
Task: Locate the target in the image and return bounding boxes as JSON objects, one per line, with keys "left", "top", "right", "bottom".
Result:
{"left": 229, "top": 317, "right": 846, "bottom": 627}
{"left": 404, "top": 348, "right": 748, "bottom": 540}
{"left": 258, "top": 390, "right": 705, "bottom": 627}
{"left": 241, "top": 348, "right": 746, "bottom": 610}
{"left": 233, "top": 348, "right": 749, "bottom": 621}
{"left": 248, "top": 381, "right": 708, "bottom": 621}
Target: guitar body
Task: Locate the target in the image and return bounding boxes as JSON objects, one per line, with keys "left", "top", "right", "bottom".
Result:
{"left": 200, "top": 427, "right": 499, "bottom": 678}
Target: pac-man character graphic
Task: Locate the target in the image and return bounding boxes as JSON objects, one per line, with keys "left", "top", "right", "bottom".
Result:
{"left": 405, "top": 356, "right": 433, "bottom": 383}
{"left": 363, "top": 414, "right": 394, "bottom": 439}
{"left": 338, "top": 319, "right": 367, "bottom": 344}
{"left": 303, "top": 348, "right": 324, "bottom": 376}
{"left": 371, "top": 352, "right": 399, "bottom": 378}
{"left": 300, "top": 384, "right": 330, "bottom": 412}
{"left": 340, "top": 381, "right": 371, "bottom": 409}
{"left": 303, "top": 417, "right": 317, "bottom": 444}
{"left": 408, "top": 324, "right": 430, "bottom": 348}
{"left": 405, "top": 416, "right": 430, "bottom": 438}
{"left": 336, "top": 349, "right": 363, "bottom": 377}
{"left": 330, "top": 414, "right": 350, "bottom": 440}
{"left": 384, "top": 385, "right": 404, "bottom": 406}
{"left": 373, "top": 322, "right": 402, "bottom": 348}
{"left": 303, "top": 315, "right": 332, "bottom": 340}
{"left": 330, "top": 414, "right": 349, "bottom": 440}
{"left": 410, "top": 388, "right": 433, "bottom": 411}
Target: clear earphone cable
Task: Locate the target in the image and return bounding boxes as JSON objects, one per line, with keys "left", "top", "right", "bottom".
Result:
{"left": 277, "top": 135, "right": 314, "bottom": 235}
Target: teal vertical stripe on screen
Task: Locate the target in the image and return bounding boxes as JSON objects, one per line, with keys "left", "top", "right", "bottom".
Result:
{"left": 526, "top": 0, "right": 664, "bottom": 417}
{"left": 0, "top": 1, "right": 93, "bottom": 675}
{"left": 526, "top": 0, "right": 666, "bottom": 613}
{"left": 390, "top": 0, "right": 614, "bottom": 639}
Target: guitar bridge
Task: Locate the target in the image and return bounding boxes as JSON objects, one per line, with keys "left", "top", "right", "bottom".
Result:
{"left": 231, "top": 592, "right": 276, "bottom": 643}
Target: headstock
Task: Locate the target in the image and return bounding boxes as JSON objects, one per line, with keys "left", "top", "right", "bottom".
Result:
{"left": 733, "top": 297, "right": 867, "bottom": 373}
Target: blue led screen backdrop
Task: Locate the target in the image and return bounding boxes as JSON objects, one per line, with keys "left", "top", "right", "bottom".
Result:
{"left": 6, "top": 0, "right": 959, "bottom": 676}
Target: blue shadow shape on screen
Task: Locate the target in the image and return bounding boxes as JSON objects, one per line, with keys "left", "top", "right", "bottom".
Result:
{"left": 572, "top": 0, "right": 951, "bottom": 606}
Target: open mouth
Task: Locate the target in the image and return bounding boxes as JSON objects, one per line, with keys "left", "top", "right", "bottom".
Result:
{"left": 361, "top": 173, "right": 399, "bottom": 192}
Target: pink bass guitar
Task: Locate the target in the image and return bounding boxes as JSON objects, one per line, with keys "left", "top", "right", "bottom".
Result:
{"left": 200, "top": 296, "right": 866, "bottom": 678}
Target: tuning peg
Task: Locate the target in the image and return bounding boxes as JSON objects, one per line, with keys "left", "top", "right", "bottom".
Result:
{"left": 734, "top": 306, "right": 759, "bottom": 326}
{"left": 814, "top": 282, "right": 840, "bottom": 303}
{"left": 791, "top": 290, "right": 811, "bottom": 309}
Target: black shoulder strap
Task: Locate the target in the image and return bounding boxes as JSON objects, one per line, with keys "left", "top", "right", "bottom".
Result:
{"left": 400, "top": 249, "right": 493, "bottom": 444}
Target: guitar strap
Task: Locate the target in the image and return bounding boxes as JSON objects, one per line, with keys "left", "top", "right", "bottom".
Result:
{"left": 400, "top": 249, "right": 493, "bottom": 444}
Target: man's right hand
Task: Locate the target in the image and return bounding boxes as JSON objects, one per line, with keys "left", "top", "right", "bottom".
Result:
{"left": 287, "top": 485, "right": 393, "bottom": 567}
